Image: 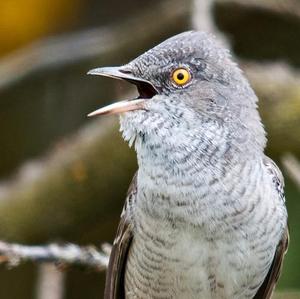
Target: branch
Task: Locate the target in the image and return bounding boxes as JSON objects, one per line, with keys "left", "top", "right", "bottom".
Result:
{"left": 214, "top": 0, "right": 300, "bottom": 67}
{"left": 282, "top": 153, "right": 300, "bottom": 189}
{"left": 36, "top": 264, "right": 65, "bottom": 299}
{"left": 0, "top": 241, "right": 110, "bottom": 271}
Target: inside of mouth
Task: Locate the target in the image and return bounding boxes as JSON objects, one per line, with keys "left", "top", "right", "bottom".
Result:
{"left": 136, "top": 82, "right": 157, "bottom": 99}
{"left": 127, "top": 80, "right": 157, "bottom": 99}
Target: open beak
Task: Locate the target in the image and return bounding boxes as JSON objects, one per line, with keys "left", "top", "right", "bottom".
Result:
{"left": 87, "top": 66, "right": 157, "bottom": 117}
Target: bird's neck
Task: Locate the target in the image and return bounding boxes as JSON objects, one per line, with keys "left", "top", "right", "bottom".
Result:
{"left": 133, "top": 125, "right": 265, "bottom": 231}
{"left": 137, "top": 126, "right": 254, "bottom": 193}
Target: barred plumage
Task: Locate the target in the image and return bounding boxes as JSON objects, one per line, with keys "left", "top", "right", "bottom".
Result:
{"left": 89, "top": 31, "right": 288, "bottom": 299}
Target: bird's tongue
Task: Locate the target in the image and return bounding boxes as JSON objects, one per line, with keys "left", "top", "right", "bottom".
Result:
{"left": 87, "top": 98, "right": 145, "bottom": 117}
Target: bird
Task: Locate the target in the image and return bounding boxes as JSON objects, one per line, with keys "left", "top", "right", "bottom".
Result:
{"left": 87, "top": 31, "right": 288, "bottom": 299}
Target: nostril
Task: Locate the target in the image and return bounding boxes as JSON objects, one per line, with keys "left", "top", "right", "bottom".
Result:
{"left": 119, "top": 69, "right": 132, "bottom": 75}
{"left": 116, "top": 68, "right": 158, "bottom": 99}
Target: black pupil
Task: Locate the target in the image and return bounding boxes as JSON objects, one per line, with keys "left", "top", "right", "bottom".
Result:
{"left": 177, "top": 72, "right": 185, "bottom": 80}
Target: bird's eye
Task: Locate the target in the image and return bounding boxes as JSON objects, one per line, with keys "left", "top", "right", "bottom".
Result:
{"left": 171, "top": 68, "right": 191, "bottom": 86}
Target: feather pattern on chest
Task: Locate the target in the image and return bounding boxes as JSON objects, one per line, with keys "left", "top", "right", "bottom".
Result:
{"left": 123, "top": 135, "right": 287, "bottom": 299}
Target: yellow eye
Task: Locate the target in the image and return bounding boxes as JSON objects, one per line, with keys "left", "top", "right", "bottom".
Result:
{"left": 171, "top": 68, "right": 191, "bottom": 86}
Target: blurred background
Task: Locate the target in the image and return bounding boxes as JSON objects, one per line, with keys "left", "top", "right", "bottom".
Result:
{"left": 0, "top": 0, "right": 299, "bottom": 298}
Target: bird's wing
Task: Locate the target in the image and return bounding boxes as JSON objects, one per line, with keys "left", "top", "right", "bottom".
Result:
{"left": 104, "top": 172, "right": 137, "bottom": 299}
{"left": 253, "top": 157, "right": 289, "bottom": 299}
{"left": 253, "top": 228, "right": 289, "bottom": 299}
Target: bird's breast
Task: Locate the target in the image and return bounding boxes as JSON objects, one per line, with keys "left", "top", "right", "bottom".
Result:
{"left": 124, "top": 166, "right": 286, "bottom": 299}
{"left": 125, "top": 208, "right": 274, "bottom": 299}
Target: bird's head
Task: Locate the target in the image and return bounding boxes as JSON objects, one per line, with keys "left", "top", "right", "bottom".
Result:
{"left": 88, "top": 31, "right": 266, "bottom": 154}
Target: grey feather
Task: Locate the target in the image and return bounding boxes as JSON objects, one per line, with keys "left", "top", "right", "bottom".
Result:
{"left": 94, "top": 31, "right": 288, "bottom": 299}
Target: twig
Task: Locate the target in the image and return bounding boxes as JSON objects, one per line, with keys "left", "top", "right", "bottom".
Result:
{"left": 192, "top": 0, "right": 229, "bottom": 47}
{"left": 0, "top": 241, "right": 110, "bottom": 271}
{"left": 36, "top": 264, "right": 65, "bottom": 299}
{"left": 282, "top": 153, "right": 300, "bottom": 189}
